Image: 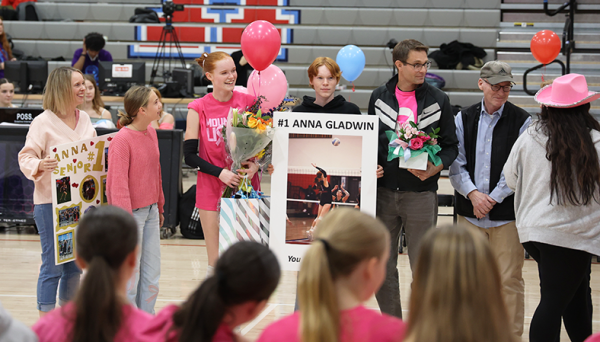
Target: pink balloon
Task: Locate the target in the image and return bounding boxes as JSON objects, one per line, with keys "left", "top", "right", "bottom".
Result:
{"left": 247, "top": 64, "right": 288, "bottom": 113}
{"left": 234, "top": 86, "right": 248, "bottom": 94}
{"left": 241, "top": 20, "right": 281, "bottom": 72}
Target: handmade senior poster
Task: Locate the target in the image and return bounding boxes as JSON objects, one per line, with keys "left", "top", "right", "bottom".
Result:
{"left": 270, "top": 112, "right": 378, "bottom": 271}
{"left": 50, "top": 133, "right": 116, "bottom": 265}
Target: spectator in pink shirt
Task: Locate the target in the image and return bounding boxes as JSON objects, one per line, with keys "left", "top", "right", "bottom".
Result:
{"left": 33, "top": 206, "right": 152, "bottom": 342}
{"left": 139, "top": 241, "right": 280, "bottom": 342}
{"left": 404, "top": 224, "right": 515, "bottom": 342}
{"left": 257, "top": 208, "right": 405, "bottom": 342}
{"left": 107, "top": 86, "right": 165, "bottom": 314}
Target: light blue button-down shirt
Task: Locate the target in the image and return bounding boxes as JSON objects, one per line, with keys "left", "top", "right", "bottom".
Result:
{"left": 449, "top": 100, "right": 532, "bottom": 228}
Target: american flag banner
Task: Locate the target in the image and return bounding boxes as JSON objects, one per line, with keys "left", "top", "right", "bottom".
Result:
{"left": 128, "top": 0, "right": 299, "bottom": 60}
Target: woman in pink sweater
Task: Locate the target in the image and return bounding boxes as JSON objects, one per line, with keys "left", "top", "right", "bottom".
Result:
{"left": 18, "top": 66, "right": 96, "bottom": 316}
{"left": 257, "top": 208, "right": 406, "bottom": 342}
{"left": 139, "top": 241, "right": 280, "bottom": 342}
{"left": 33, "top": 205, "right": 152, "bottom": 342}
{"left": 107, "top": 86, "right": 165, "bottom": 314}
{"left": 183, "top": 51, "right": 258, "bottom": 275}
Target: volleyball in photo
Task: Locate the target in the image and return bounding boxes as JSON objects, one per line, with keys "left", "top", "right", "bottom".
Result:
{"left": 332, "top": 137, "right": 341, "bottom": 146}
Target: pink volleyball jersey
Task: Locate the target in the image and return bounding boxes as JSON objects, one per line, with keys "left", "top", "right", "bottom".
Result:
{"left": 188, "top": 91, "right": 257, "bottom": 210}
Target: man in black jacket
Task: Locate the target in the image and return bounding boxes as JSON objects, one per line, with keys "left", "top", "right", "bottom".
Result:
{"left": 368, "top": 39, "right": 458, "bottom": 318}
{"left": 449, "top": 61, "right": 530, "bottom": 337}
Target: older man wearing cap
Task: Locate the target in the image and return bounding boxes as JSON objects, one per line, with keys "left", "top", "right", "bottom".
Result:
{"left": 449, "top": 60, "right": 531, "bottom": 337}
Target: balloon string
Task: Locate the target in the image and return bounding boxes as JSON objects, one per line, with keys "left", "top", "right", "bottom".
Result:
{"left": 352, "top": 82, "right": 355, "bottom": 92}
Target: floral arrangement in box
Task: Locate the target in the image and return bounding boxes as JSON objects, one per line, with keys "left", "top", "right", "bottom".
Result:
{"left": 387, "top": 121, "right": 442, "bottom": 169}
{"left": 221, "top": 97, "right": 274, "bottom": 198}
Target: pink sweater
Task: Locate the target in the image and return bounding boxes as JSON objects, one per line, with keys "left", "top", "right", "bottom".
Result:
{"left": 32, "top": 302, "right": 152, "bottom": 342}
{"left": 257, "top": 305, "right": 406, "bottom": 342}
{"left": 138, "top": 304, "right": 235, "bottom": 342}
{"left": 107, "top": 126, "right": 165, "bottom": 214}
{"left": 18, "top": 110, "right": 96, "bottom": 204}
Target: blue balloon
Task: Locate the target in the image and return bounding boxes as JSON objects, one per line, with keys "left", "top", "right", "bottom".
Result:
{"left": 336, "top": 45, "right": 366, "bottom": 82}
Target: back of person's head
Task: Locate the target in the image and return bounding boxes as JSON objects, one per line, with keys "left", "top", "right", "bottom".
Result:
{"left": 298, "top": 208, "right": 390, "bottom": 342}
{"left": 117, "top": 86, "right": 152, "bottom": 127}
{"left": 307, "top": 57, "right": 342, "bottom": 88}
{"left": 71, "top": 205, "right": 138, "bottom": 342}
{"left": 537, "top": 102, "right": 600, "bottom": 205}
{"left": 406, "top": 224, "right": 514, "bottom": 342}
{"left": 43, "top": 66, "right": 84, "bottom": 115}
{"left": 81, "top": 74, "right": 104, "bottom": 112}
{"left": 172, "top": 241, "right": 280, "bottom": 342}
{"left": 84, "top": 32, "right": 106, "bottom": 52}
{"left": 392, "top": 39, "right": 428, "bottom": 64}
{"left": 195, "top": 51, "right": 231, "bottom": 74}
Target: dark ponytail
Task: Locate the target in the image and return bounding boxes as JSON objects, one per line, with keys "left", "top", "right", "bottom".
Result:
{"left": 70, "top": 206, "right": 138, "bottom": 342}
{"left": 172, "top": 241, "right": 281, "bottom": 342}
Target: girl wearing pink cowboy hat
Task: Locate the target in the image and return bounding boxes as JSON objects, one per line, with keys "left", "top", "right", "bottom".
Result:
{"left": 504, "top": 73, "right": 600, "bottom": 342}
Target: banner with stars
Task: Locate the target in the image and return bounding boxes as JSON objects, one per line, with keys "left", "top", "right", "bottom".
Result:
{"left": 50, "top": 133, "right": 116, "bottom": 265}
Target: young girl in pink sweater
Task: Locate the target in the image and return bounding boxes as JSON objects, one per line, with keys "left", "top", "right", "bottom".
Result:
{"left": 257, "top": 208, "right": 406, "bottom": 342}
{"left": 107, "top": 86, "right": 165, "bottom": 314}
{"left": 183, "top": 51, "right": 259, "bottom": 275}
{"left": 33, "top": 205, "right": 152, "bottom": 342}
{"left": 139, "top": 241, "right": 280, "bottom": 342}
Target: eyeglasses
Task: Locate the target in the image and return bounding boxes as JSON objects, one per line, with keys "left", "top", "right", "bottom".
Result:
{"left": 402, "top": 61, "right": 431, "bottom": 71}
{"left": 484, "top": 79, "right": 513, "bottom": 92}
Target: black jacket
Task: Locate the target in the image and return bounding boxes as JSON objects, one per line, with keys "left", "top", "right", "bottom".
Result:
{"left": 368, "top": 74, "right": 458, "bottom": 192}
{"left": 292, "top": 95, "right": 361, "bottom": 114}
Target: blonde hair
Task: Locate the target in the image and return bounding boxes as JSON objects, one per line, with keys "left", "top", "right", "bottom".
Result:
{"left": 117, "top": 86, "right": 152, "bottom": 127}
{"left": 298, "top": 208, "right": 390, "bottom": 342}
{"left": 195, "top": 51, "right": 231, "bottom": 74}
{"left": 307, "top": 57, "right": 341, "bottom": 88}
{"left": 79, "top": 74, "right": 105, "bottom": 114}
{"left": 405, "top": 224, "right": 515, "bottom": 342}
{"left": 43, "top": 67, "right": 84, "bottom": 115}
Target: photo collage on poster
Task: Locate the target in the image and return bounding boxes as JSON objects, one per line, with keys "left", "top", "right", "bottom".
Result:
{"left": 50, "top": 133, "right": 116, "bottom": 265}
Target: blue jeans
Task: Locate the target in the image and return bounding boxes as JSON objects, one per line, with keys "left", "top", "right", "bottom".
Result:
{"left": 34, "top": 204, "right": 81, "bottom": 312}
{"left": 128, "top": 203, "right": 161, "bottom": 314}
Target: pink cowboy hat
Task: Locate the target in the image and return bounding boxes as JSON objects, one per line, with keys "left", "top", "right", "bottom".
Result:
{"left": 535, "top": 73, "right": 600, "bottom": 108}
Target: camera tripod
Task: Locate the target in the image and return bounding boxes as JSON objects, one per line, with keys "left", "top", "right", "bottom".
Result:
{"left": 150, "top": 15, "right": 186, "bottom": 84}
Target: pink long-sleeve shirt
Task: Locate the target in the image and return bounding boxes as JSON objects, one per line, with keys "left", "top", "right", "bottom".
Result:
{"left": 33, "top": 302, "right": 152, "bottom": 342}
{"left": 18, "top": 110, "right": 97, "bottom": 204}
{"left": 257, "top": 305, "right": 406, "bottom": 342}
{"left": 106, "top": 126, "right": 164, "bottom": 214}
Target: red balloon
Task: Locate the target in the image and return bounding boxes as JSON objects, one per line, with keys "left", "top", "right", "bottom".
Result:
{"left": 241, "top": 20, "right": 281, "bottom": 72}
{"left": 530, "top": 30, "right": 561, "bottom": 65}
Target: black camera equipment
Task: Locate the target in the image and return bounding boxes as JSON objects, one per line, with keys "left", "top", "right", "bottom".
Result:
{"left": 150, "top": 0, "right": 186, "bottom": 84}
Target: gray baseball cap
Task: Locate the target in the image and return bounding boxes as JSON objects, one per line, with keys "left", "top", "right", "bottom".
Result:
{"left": 480, "top": 61, "right": 515, "bottom": 85}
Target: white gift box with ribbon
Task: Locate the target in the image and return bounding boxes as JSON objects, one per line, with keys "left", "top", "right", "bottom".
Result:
{"left": 398, "top": 152, "right": 428, "bottom": 170}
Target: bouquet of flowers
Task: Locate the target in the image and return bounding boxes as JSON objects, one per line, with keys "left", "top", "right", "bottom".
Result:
{"left": 221, "top": 97, "right": 274, "bottom": 198}
{"left": 387, "top": 121, "right": 442, "bottom": 169}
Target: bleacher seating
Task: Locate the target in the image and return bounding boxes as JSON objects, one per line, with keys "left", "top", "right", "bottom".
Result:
{"left": 7, "top": 0, "right": 600, "bottom": 117}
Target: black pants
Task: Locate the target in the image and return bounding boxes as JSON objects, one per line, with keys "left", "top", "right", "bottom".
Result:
{"left": 523, "top": 241, "right": 593, "bottom": 342}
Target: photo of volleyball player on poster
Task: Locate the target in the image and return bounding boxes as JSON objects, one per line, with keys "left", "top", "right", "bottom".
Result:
{"left": 55, "top": 177, "right": 71, "bottom": 204}
{"left": 286, "top": 134, "right": 362, "bottom": 244}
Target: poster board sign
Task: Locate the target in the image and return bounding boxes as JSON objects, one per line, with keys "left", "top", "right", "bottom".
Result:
{"left": 51, "top": 133, "right": 116, "bottom": 265}
{"left": 269, "top": 113, "right": 378, "bottom": 271}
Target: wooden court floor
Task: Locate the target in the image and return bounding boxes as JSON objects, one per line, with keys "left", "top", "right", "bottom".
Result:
{"left": 1, "top": 176, "right": 600, "bottom": 341}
